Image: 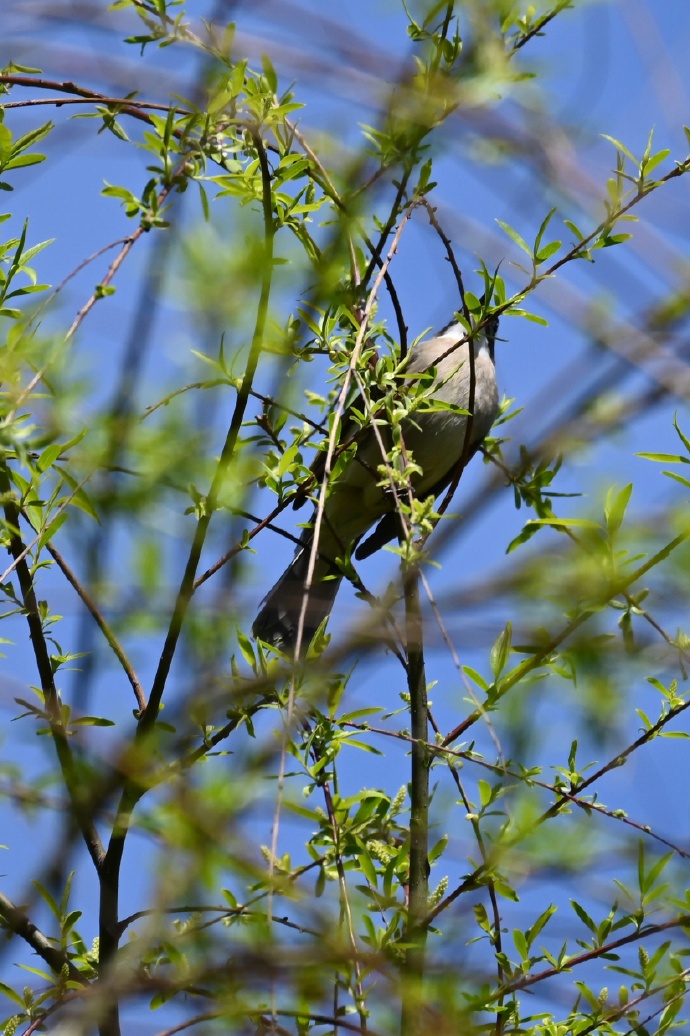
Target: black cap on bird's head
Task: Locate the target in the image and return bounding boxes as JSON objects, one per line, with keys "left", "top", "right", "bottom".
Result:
{"left": 472, "top": 288, "right": 500, "bottom": 361}
{"left": 483, "top": 310, "right": 500, "bottom": 361}
{"left": 447, "top": 297, "right": 499, "bottom": 361}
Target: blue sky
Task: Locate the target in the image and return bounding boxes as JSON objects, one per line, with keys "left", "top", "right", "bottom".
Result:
{"left": 2, "top": 1, "right": 690, "bottom": 1031}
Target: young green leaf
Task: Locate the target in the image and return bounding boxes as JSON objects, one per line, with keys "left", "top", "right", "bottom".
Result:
{"left": 496, "top": 219, "right": 532, "bottom": 257}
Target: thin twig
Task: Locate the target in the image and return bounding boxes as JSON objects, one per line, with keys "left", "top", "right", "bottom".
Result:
{"left": 418, "top": 568, "right": 504, "bottom": 762}
{"left": 0, "top": 74, "right": 175, "bottom": 127}
{"left": 339, "top": 714, "right": 690, "bottom": 862}
{"left": 441, "top": 526, "right": 690, "bottom": 747}
{"left": 293, "top": 206, "right": 415, "bottom": 657}
{"left": 45, "top": 541, "right": 147, "bottom": 712}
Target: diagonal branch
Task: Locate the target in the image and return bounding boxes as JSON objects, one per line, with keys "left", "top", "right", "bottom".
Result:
{"left": 0, "top": 890, "right": 89, "bottom": 985}
{"left": 44, "top": 541, "right": 146, "bottom": 712}
{"left": 0, "top": 467, "right": 105, "bottom": 872}
{"left": 94, "top": 126, "right": 276, "bottom": 1014}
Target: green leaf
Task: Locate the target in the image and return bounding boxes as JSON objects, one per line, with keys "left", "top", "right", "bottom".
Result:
{"left": 526, "top": 904, "right": 557, "bottom": 948}
{"left": 71, "top": 716, "right": 116, "bottom": 726}
{"left": 19, "top": 237, "right": 55, "bottom": 265}
{"left": 61, "top": 908, "right": 82, "bottom": 936}
{"left": 600, "top": 232, "right": 633, "bottom": 247}
{"left": 478, "top": 779, "right": 492, "bottom": 808}
{"left": 37, "top": 511, "right": 67, "bottom": 549}
{"left": 564, "top": 219, "right": 584, "bottom": 241}
{"left": 571, "top": 899, "right": 596, "bottom": 932}
{"left": 662, "top": 471, "right": 690, "bottom": 489}
{"left": 490, "top": 622, "right": 512, "bottom": 678}
{"left": 674, "top": 413, "right": 690, "bottom": 454}
{"left": 496, "top": 219, "right": 532, "bottom": 257}
{"left": 605, "top": 483, "right": 632, "bottom": 536}
{"left": 237, "top": 628, "right": 257, "bottom": 670}
{"left": 513, "top": 928, "right": 528, "bottom": 961}
{"left": 534, "top": 207, "right": 556, "bottom": 254}
{"left": 428, "top": 834, "right": 448, "bottom": 863}
{"left": 536, "top": 240, "right": 561, "bottom": 263}
{"left": 635, "top": 708, "right": 653, "bottom": 730}
{"left": 261, "top": 55, "right": 278, "bottom": 93}
{"left": 0, "top": 981, "right": 26, "bottom": 1007}
{"left": 473, "top": 902, "right": 492, "bottom": 933}
{"left": 636, "top": 452, "right": 689, "bottom": 463}
{"left": 37, "top": 443, "right": 62, "bottom": 472}
{"left": 222, "top": 887, "right": 238, "bottom": 909}
{"left": 601, "top": 134, "right": 637, "bottom": 162}
{"left": 10, "top": 121, "right": 53, "bottom": 154}
{"left": 58, "top": 469, "right": 100, "bottom": 522}
{"left": 494, "top": 880, "right": 519, "bottom": 901}
{"left": 198, "top": 181, "right": 210, "bottom": 222}
{"left": 357, "top": 850, "right": 378, "bottom": 886}
{"left": 642, "top": 850, "right": 673, "bottom": 893}
{"left": 4, "top": 153, "right": 47, "bottom": 170}
{"left": 504, "top": 308, "right": 548, "bottom": 326}
{"left": 641, "top": 148, "right": 670, "bottom": 176}
{"left": 462, "top": 665, "right": 489, "bottom": 691}
{"left": 659, "top": 999, "right": 683, "bottom": 1032}
{"left": 506, "top": 520, "right": 543, "bottom": 553}
{"left": 16, "top": 963, "right": 53, "bottom": 980}
{"left": 0, "top": 124, "right": 13, "bottom": 162}
{"left": 32, "top": 880, "right": 60, "bottom": 920}
{"left": 525, "top": 517, "right": 602, "bottom": 529}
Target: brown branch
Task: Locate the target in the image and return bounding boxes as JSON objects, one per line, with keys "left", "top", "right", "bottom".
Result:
{"left": 66, "top": 229, "right": 145, "bottom": 340}
{"left": 510, "top": 3, "right": 571, "bottom": 53}
{"left": 497, "top": 913, "right": 690, "bottom": 1000}
{"left": 114, "top": 903, "right": 320, "bottom": 942}
{"left": 1, "top": 96, "right": 178, "bottom": 115}
{"left": 580, "top": 974, "right": 690, "bottom": 1036}
{"left": 150, "top": 1014, "right": 222, "bottom": 1036}
{"left": 0, "top": 889, "right": 89, "bottom": 985}
{"left": 0, "top": 74, "right": 168, "bottom": 127}
{"left": 421, "top": 199, "right": 468, "bottom": 321}
{"left": 269, "top": 1010, "right": 379, "bottom": 1036}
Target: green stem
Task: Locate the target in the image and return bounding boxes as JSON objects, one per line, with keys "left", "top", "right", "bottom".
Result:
{"left": 0, "top": 465, "right": 105, "bottom": 870}
{"left": 95, "top": 126, "right": 276, "bottom": 1035}
{"left": 400, "top": 562, "right": 429, "bottom": 1036}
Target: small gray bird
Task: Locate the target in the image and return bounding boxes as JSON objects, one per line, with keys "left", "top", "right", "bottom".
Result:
{"left": 253, "top": 312, "right": 500, "bottom": 651}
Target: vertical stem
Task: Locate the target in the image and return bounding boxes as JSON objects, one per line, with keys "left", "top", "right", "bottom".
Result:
{"left": 97, "top": 784, "right": 141, "bottom": 1036}
{"left": 1, "top": 465, "right": 114, "bottom": 1031}
{"left": 401, "top": 562, "right": 429, "bottom": 1036}
{"left": 93, "top": 128, "right": 276, "bottom": 1034}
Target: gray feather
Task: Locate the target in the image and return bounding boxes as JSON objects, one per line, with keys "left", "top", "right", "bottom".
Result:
{"left": 253, "top": 317, "right": 499, "bottom": 651}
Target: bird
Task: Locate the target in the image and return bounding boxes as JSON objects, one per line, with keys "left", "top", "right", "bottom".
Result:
{"left": 252, "top": 311, "right": 500, "bottom": 652}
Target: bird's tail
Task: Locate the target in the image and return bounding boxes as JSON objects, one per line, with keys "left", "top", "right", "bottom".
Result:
{"left": 252, "top": 535, "right": 342, "bottom": 653}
